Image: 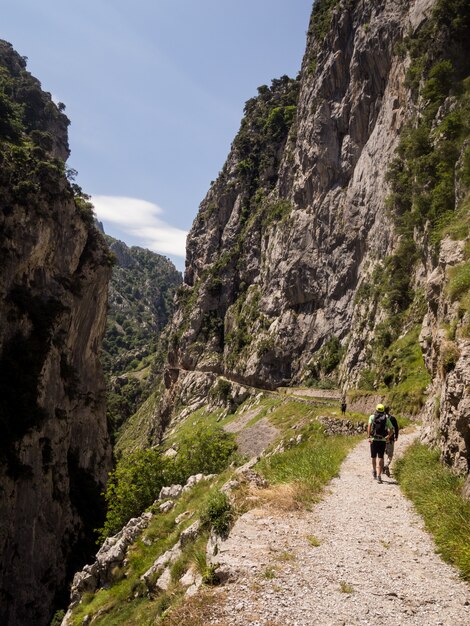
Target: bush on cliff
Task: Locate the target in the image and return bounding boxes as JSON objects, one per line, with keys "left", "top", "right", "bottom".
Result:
{"left": 100, "top": 425, "right": 236, "bottom": 539}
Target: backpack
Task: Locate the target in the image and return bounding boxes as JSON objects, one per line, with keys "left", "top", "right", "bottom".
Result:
{"left": 387, "top": 413, "right": 399, "bottom": 440}
{"left": 371, "top": 412, "right": 387, "bottom": 438}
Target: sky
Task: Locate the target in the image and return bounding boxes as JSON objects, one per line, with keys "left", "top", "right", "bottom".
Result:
{"left": 3, "top": 1, "right": 312, "bottom": 271}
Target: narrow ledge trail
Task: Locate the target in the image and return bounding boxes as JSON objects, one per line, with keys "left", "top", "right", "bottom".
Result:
{"left": 206, "top": 432, "right": 470, "bottom": 626}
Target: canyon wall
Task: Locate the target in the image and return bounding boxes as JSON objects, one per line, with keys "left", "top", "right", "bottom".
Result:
{"left": 158, "top": 0, "right": 469, "bottom": 486}
{"left": 0, "top": 41, "right": 112, "bottom": 625}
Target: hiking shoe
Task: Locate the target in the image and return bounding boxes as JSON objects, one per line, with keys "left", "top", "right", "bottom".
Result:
{"left": 372, "top": 470, "right": 377, "bottom": 479}
{"left": 377, "top": 475, "right": 383, "bottom": 484}
{"left": 384, "top": 466, "right": 390, "bottom": 477}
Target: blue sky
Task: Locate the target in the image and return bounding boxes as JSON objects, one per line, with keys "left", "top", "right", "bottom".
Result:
{"left": 3, "top": 1, "right": 312, "bottom": 270}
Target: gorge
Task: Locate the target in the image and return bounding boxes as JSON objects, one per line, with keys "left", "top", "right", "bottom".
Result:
{"left": 0, "top": 0, "right": 469, "bottom": 624}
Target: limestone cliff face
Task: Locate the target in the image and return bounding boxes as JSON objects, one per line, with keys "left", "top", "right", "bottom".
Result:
{"left": 169, "top": 0, "right": 417, "bottom": 387}
{"left": 0, "top": 42, "right": 112, "bottom": 625}
{"left": 420, "top": 237, "right": 470, "bottom": 494}
{"left": 162, "top": 0, "right": 469, "bottom": 486}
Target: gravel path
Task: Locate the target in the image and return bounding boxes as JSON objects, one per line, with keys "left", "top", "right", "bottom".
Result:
{"left": 207, "top": 432, "right": 470, "bottom": 625}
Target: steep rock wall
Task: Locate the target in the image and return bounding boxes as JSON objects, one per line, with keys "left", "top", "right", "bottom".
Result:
{"left": 161, "top": 0, "right": 470, "bottom": 488}
{"left": 0, "top": 42, "right": 112, "bottom": 625}
{"left": 167, "top": 0, "right": 425, "bottom": 386}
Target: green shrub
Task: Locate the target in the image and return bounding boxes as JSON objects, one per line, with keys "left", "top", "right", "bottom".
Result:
{"left": 440, "top": 341, "right": 460, "bottom": 373}
{"left": 101, "top": 448, "right": 168, "bottom": 539}
{"left": 422, "top": 60, "right": 454, "bottom": 113}
{"left": 210, "top": 378, "right": 232, "bottom": 403}
{"left": 49, "top": 610, "right": 65, "bottom": 626}
{"left": 171, "top": 425, "right": 237, "bottom": 484}
{"left": 262, "top": 199, "right": 292, "bottom": 226}
{"left": 200, "top": 490, "right": 233, "bottom": 538}
{"left": 101, "top": 425, "right": 236, "bottom": 539}
{"left": 202, "top": 563, "right": 220, "bottom": 585}
{"left": 306, "top": 335, "right": 344, "bottom": 383}
{"left": 264, "top": 105, "right": 297, "bottom": 141}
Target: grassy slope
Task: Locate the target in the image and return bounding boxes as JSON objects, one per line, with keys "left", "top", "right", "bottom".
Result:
{"left": 68, "top": 390, "right": 366, "bottom": 625}
{"left": 395, "top": 442, "right": 470, "bottom": 581}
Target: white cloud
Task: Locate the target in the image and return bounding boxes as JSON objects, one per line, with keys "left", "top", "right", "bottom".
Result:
{"left": 92, "top": 195, "right": 187, "bottom": 258}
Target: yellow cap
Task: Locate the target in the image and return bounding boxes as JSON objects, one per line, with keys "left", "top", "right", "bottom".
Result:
{"left": 376, "top": 404, "right": 385, "bottom": 413}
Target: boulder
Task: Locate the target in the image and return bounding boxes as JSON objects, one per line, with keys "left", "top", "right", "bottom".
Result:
{"left": 159, "top": 484, "right": 183, "bottom": 500}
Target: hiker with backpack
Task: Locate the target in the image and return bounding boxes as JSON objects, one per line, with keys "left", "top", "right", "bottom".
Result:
{"left": 367, "top": 404, "right": 394, "bottom": 484}
{"left": 383, "top": 406, "right": 399, "bottom": 477}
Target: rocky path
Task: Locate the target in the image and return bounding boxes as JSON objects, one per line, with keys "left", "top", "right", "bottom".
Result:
{"left": 207, "top": 432, "right": 470, "bottom": 625}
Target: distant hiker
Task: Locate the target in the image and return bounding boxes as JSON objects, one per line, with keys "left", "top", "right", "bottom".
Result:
{"left": 383, "top": 406, "right": 399, "bottom": 477}
{"left": 341, "top": 400, "right": 347, "bottom": 415}
{"left": 367, "top": 404, "right": 394, "bottom": 484}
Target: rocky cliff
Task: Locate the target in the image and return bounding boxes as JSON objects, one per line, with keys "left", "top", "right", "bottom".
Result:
{"left": 157, "top": 0, "right": 469, "bottom": 487}
{"left": 0, "top": 42, "right": 112, "bottom": 625}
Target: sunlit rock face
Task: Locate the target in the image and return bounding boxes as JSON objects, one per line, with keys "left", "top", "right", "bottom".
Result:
{"left": 164, "top": 0, "right": 469, "bottom": 486}
{"left": 168, "top": 0, "right": 422, "bottom": 386}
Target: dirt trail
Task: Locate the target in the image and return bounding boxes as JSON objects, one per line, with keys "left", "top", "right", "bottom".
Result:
{"left": 207, "top": 432, "right": 470, "bottom": 625}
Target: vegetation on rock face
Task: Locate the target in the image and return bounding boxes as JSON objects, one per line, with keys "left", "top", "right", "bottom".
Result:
{"left": 351, "top": 0, "right": 470, "bottom": 411}
{"left": 101, "top": 236, "right": 181, "bottom": 439}
{"left": 308, "top": 0, "right": 342, "bottom": 44}
{"left": 233, "top": 75, "right": 299, "bottom": 200}
{"left": 356, "top": 326, "right": 431, "bottom": 415}
{"left": 305, "top": 336, "right": 345, "bottom": 387}
{"left": 387, "top": 0, "right": 470, "bottom": 245}
{"left": 0, "top": 41, "right": 109, "bottom": 465}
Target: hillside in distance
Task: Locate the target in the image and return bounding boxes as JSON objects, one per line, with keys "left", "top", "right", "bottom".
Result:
{"left": 101, "top": 234, "right": 182, "bottom": 435}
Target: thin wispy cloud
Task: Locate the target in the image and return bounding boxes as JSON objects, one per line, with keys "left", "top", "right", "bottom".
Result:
{"left": 92, "top": 195, "right": 187, "bottom": 258}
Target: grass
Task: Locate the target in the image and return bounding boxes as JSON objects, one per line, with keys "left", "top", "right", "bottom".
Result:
{"left": 263, "top": 567, "right": 277, "bottom": 579}
{"left": 339, "top": 581, "right": 354, "bottom": 594}
{"left": 68, "top": 475, "right": 230, "bottom": 626}
{"left": 260, "top": 396, "right": 317, "bottom": 430}
{"left": 307, "top": 535, "right": 321, "bottom": 547}
{"left": 115, "top": 388, "right": 163, "bottom": 456}
{"left": 256, "top": 427, "right": 360, "bottom": 507}
{"left": 159, "top": 591, "right": 226, "bottom": 626}
{"left": 438, "top": 194, "right": 470, "bottom": 241}
{"left": 277, "top": 550, "right": 296, "bottom": 563}
{"left": 395, "top": 442, "right": 470, "bottom": 581}
{"left": 447, "top": 262, "right": 470, "bottom": 301}
{"left": 72, "top": 390, "right": 369, "bottom": 624}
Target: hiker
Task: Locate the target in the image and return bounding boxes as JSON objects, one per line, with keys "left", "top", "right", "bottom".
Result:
{"left": 341, "top": 399, "right": 347, "bottom": 415}
{"left": 383, "top": 406, "right": 399, "bottom": 477}
{"left": 367, "top": 404, "right": 394, "bottom": 484}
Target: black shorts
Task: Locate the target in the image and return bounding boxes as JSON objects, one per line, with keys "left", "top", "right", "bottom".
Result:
{"left": 370, "top": 440, "right": 386, "bottom": 458}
